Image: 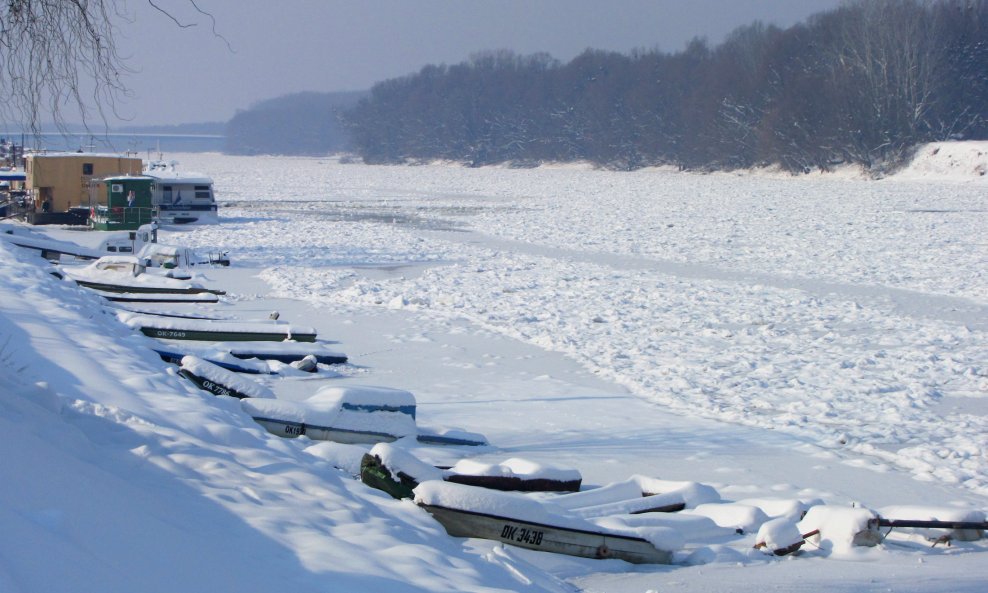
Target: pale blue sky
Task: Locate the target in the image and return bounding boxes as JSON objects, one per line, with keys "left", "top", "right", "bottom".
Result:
{"left": 115, "top": 0, "right": 841, "bottom": 126}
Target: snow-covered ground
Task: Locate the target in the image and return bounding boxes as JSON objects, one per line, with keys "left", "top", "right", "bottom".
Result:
{"left": 1, "top": 143, "right": 986, "bottom": 592}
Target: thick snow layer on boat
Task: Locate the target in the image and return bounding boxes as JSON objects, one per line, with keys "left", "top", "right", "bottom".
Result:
{"left": 632, "top": 477, "right": 722, "bottom": 508}
{"left": 241, "top": 396, "right": 340, "bottom": 426}
{"left": 448, "top": 457, "right": 581, "bottom": 482}
{"left": 0, "top": 229, "right": 101, "bottom": 259}
{"left": 737, "top": 497, "right": 821, "bottom": 521}
{"left": 240, "top": 396, "right": 417, "bottom": 437}
{"left": 416, "top": 425, "right": 489, "bottom": 445}
{"left": 62, "top": 258, "right": 205, "bottom": 290}
{"left": 304, "top": 441, "right": 370, "bottom": 475}
{"left": 155, "top": 345, "right": 275, "bottom": 373}
{"left": 118, "top": 312, "right": 316, "bottom": 336}
{"left": 682, "top": 502, "right": 771, "bottom": 532}
{"left": 210, "top": 340, "right": 346, "bottom": 360}
{"left": 416, "top": 480, "right": 683, "bottom": 552}
{"left": 595, "top": 511, "right": 731, "bottom": 539}
{"left": 179, "top": 356, "right": 274, "bottom": 399}
{"left": 879, "top": 505, "right": 986, "bottom": 524}
{"left": 569, "top": 490, "right": 687, "bottom": 518}
{"left": 415, "top": 480, "right": 562, "bottom": 523}
{"left": 312, "top": 385, "right": 416, "bottom": 416}
{"left": 797, "top": 505, "right": 880, "bottom": 554}
{"left": 369, "top": 442, "right": 445, "bottom": 483}
{"left": 754, "top": 517, "right": 804, "bottom": 553}
{"left": 551, "top": 480, "right": 644, "bottom": 510}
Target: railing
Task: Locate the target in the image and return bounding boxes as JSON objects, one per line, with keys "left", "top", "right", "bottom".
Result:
{"left": 91, "top": 205, "right": 156, "bottom": 227}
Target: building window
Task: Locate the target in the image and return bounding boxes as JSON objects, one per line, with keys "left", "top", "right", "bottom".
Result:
{"left": 83, "top": 163, "right": 93, "bottom": 175}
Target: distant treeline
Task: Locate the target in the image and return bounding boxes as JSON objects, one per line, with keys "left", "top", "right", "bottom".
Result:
{"left": 224, "top": 91, "right": 365, "bottom": 156}
{"left": 341, "top": 0, "right": 988, "bottom": 172}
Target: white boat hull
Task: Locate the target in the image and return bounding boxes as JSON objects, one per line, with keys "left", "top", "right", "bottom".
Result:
{"left": 420, "top": 504, "right": 673, "bottom": 564}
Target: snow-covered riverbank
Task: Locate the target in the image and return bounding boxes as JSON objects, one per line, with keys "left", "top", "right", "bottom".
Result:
{"left": 2, "top": 146, "right": 985, "bottom": 592}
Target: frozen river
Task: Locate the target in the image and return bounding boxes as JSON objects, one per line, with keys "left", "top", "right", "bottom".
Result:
{"left": 171, "top": 153, "right": 988, "bottom": 499}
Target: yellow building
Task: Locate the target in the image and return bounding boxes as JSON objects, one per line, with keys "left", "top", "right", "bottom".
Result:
{"left": 25, "top": 153, "right": 142, "bottom": 213}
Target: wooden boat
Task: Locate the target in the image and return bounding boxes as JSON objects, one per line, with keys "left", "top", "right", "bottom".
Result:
{"left": 414, "top": 481, "right": 675, "bottom": 564}
{"left": 444, "top": 472, "right": 580, "bottom": 492}
{"left": 119, "top": 313, "right": 317, "bottom": 342}
{"left": 874, "top": 505, "right": 987, "bottom": 542}
{"left": 360, "top": 446, "right": 580, "bottom": 502}
{"left": 361, "top": 450, "right": 435, "bottom": 500}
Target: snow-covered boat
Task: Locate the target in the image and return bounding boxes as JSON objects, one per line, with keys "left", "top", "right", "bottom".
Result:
{"left": 94, "top": 290, "right": 220, "bottom": 303}
{"left": 241, "top": 386, "right": 488, "bottom": 446}
{"left": 1, "top": 228, "right": 100, "bottom": 261}
{"left": 242, "top": 386, "right": 418, "bottom": 443}
{"left": 152, "top": 340, "right": 346, "bottom": 375}
{"left": 60, "top": 255, "right": 223, "bottom": 295}
{"left": 209, "top": 341, "right": 348, "bottom": 365}
{"left": 414, "top": 481, "right": 677, "bottom": 564}
{"left": 118, "top": 312, "right": 317, "bottom": 342}
{"left": 145, "top": 160, "right": 219, "bottom": 224}
{"left": 360, "top": 444, "right": 581, "bottom": 500}
{"left": 177, "top": 356, "right": 276, "bottom": 399}
{"left": 152, "top": 345, "right": 274, "bottom": 374}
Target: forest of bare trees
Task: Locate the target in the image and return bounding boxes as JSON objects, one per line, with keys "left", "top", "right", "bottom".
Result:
{"left": 343, "top": 0, "right": 988, "bottom": 173}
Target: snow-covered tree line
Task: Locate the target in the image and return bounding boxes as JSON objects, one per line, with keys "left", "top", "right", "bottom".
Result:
{"left": 343, "top": 0, "right": 988, "bottom": 172}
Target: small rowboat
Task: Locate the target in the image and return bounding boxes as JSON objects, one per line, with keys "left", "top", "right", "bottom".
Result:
{"left": 177, "top": 356, "right": 275, "bottom": 399}
{"left": 119, "top": 313, "right": 317, "bottom": 342}
{"left": 414, "top": 481, "right": 676, "bottom": 564}
{"left": 360, "top": 445, "right": 581, "bottom": 501}
{"left": 94, "top": 290, "right": 220, "bottom": 303}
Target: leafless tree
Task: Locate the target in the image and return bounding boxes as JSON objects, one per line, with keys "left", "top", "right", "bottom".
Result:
{"left": 0, "top": 0, "right": 222, "bottom": 136}
{"left": 827, "top": 0, "right": 945, "bottom": 167}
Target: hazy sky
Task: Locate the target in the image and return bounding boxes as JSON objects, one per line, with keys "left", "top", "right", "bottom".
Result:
{"left": 114, "top": 0, "right": 842, "bottom": 126}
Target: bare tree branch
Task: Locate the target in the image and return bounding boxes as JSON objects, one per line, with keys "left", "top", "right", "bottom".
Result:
{"left": 0, "top": 0, "right": 226, "bottom": 141}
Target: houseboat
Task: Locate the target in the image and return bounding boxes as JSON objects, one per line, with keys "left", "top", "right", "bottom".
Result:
{"left": 144, "top": 160, "right": 218, "bottom": 224}
{"left": 88, "top": 175, "right": 156, "bottom": 231}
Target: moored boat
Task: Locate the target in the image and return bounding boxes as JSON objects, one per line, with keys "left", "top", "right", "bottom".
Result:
{"left": 61, "top": 255, "right": 223, "bottom": 294}
{"left": 242, "top": 386, "right": 488, "bottom": 446}
{"left": 145, "top": 160, "right": 219, "bottom": 224}
{"left": 414, "top": 481, "right": 677, "bottom": 564}
{"left": 177, "top": 355, "right": 276, "bottom": 399}
{"left": 95, "top": 290, "right": 220, "bottom": 303}
{"left": 213, "top": 341, "right": 348, "bottom": 365}
{"left": 118, "top": 312, "right": 317, "bottom": 342}
{"left": 360, "top": 444, "right": 578, "bottom": 502}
